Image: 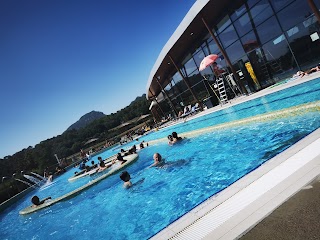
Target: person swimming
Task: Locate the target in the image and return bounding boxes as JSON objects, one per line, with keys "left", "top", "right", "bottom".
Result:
{"left": 172, "top": 132, "right": 182, "bottom": 141}
{"left": 167, "top": 135, "right": 175, "bottom": 145}
{"left": 120, "top": 171, "right": 132, "bottom": 188}
{"left": 31, "top": 195, "right": 51, "bottom": 207}
{"left": 148, "top": 153, "right": 164, "bottom": 168}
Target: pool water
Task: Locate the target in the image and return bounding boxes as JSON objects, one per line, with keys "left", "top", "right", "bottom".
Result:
{"left": 1, "top": 79, "right": 320, "bottom": 240}
{"left": 139, "top": 78, "right": 320, "bottom": 142}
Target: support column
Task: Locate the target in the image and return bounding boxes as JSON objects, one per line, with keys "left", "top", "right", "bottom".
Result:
{"left": 168, "top": 55, "right": 203, "bottom": 110}
{"left": 148, "top": 89, "right": 165, "bottom": 117}
{"left": 154, "top": 78, "right": 178, "bottom": 116}
{"left": 202, "top": 17, "right": 248, "bottom": 95}
{"left": 307, "top": 0, "right": 320, "bottom": 24}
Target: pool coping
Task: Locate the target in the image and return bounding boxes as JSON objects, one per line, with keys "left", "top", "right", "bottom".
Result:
{"left": 150, "top": 74, "right": 320, "bottom": 240}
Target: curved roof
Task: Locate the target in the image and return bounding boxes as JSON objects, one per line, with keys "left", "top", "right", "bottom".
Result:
{"left": 146, "top": 0, "right": 240, "bottom": 100}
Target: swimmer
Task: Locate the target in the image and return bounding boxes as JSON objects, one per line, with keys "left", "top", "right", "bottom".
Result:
{"left": 148, "top": 153, "right": 164, "bottom": 168}
{"left": 97, "top": 156, "right": 114, "bottom": 172}
{"left": 31, "top": 195, "right": 51, "bottom": 207}
{"left": 120, "top": 171, "right": 132, "bottom": 189}
{"left": 117, "top": 153, "right": 127, "bottom": 165}
{"left": 172, "top": 132, "right": 183, "bottom": 142}
{"left": 167, "top": 135, "right": 174, "bottom": 145}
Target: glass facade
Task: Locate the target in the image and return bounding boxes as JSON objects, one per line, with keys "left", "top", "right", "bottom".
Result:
{"left": 154, "top": 0, "right": 320, "bottom": 117}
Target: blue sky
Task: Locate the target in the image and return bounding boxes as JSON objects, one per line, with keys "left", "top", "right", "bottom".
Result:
{"left": 0, "top": 0, "right": 196, "bottom": 158}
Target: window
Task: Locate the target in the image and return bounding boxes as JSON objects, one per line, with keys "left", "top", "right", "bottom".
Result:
{"left": 230, "top": 3, "right": 246, "bottom": 21}
{"left": 250, "top": 0, "right": 273, "bottom": 27}
{"left": 247, "top": 0, "right": 261, "bottom": 8}
{"left": 183, "top": 58, "right": 197, "bottom": 76}
{"left": 193, "top": 49, "right": 206, "bottom": 70}
{"left": 256, "top": 16, "right": 282, "bottom": 45}
{"left": 277, "top": 0, "right": 312, "bottom": 31}
{"left": 219, "top": 24, "right": 238, "bottom": 48}
{"left": 207, "top": 40, "right": 219, "bottom": 54}
{"left": 233, "top": 13, "right": 253, "bottom": 37}
{"left": 241, "top": 31, "right": 259, "bottom": 53}
{"left": 269, "top": 0, "right": 295, "bottom": 12}
{"left": 216, "top": 16, "right": 232, "bottom": 34}
{"left": 225, "top": 40, "right": 246, "bottom": 64}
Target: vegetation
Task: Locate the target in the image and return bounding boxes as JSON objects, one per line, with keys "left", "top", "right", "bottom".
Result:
{"left": 0, "top": 94, "right": 151, "bottom": 204}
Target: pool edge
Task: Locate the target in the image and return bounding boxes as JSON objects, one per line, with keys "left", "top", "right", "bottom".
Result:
{"left": 150, "top": 128, "right": 320, "bottom": 240}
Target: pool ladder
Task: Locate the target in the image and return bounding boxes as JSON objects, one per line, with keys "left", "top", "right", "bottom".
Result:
{"left": 216, "top": 77, "right": 228, "bottom": 103}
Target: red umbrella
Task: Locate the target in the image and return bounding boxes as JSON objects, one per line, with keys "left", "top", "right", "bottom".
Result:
{"left": 199, "top": 54, "right": 219, "bottom": 71}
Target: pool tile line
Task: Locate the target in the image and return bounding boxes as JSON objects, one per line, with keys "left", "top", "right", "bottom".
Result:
{"left": 151, "top": 128, "right": 320, "bottom": 240}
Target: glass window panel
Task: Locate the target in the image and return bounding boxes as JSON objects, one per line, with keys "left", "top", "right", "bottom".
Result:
{"left": 201, "top": 42, "right": 210, "bottom": 56}
{"left": 172, "top": 72, "right": 188, "bottom": 92}
{"left": 207, "top": 39, "right": 219, "bottom": 54}
{"left": 286, "top": 21, "right": 320, "bottom": 68}
{"left": 225, "top": 40, "right": 246, "bottom": 64}
{"left": 247, "top": 0, "right": 261, "bottom": 8}
{"left": 277, "top": 0, "right": 312, "bottom": 31}
{"left": 216, "top": 15, "right": 232, "bottom": 34}
{"left": 269, "top": 0, "right": 295, "bottom": 12}
{"left": 256, "top": 16, "right": 282, "bottom": 45}
{"left": 250, "top": 0, "right": 273, "bottom": 27}
{"left": 184, "top": 58, "right": 197, "bottom": 76}
{"left": 192, "top": 81, "right": 210, "bottom": 101}
{"left": 230, "top": 4, "right": 246, "bottom": 21}
{"left": 241, "top": 31, "right": 259, "bottom": 53}
{"left": 188, "top": 72, "right": 203, "bottom": 88}
{"left": 219, "top": 24, "right": 238, "bottom": 48}
{"left": 262, "top": 37, "right": 298, "bottom": 79}
{"left": 233, "top": 13, "right": 253, "bottom": 37}
{"left": 193, "top": 49, "right": 206, "bottom": 70}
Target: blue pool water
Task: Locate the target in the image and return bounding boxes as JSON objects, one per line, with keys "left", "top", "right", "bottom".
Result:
{"left": 138, "top": 78, "right": 320, "bottom": 142}
{"left": 1, "top": 78, "right": 320, "bottom": 240}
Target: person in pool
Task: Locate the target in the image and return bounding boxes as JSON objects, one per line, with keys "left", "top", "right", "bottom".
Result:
{"left": 117, "top": 153, "right": 127, "bottom": 165}
{"left": 172, "top": 132, "right": 183, "bottom": 142}
{"left": 97, "top": 156, "right": 114, "bottom": 172}
{"left": 120, "top": 171, "right": 132, "bottom": 189}
{"left": 148, "top": 153, "right": 164, "bottom": 168}
{"left": 167, "top": 135, "right": 175, "bottom": 145}
{"left": 31, "top": 195, "right": 52, "bottom": 207}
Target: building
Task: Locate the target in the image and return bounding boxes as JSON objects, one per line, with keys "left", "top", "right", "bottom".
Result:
{"left": 146, "top": 0, "right": 320, "bottom": 120}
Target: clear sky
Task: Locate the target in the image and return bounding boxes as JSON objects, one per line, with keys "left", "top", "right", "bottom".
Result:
{"left": 0, "top": 0, "right": 196, "bottom": 158}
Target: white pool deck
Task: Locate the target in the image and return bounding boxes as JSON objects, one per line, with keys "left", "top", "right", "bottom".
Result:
{"left": 151, "top": 74, "right": 320, "bottom": 240}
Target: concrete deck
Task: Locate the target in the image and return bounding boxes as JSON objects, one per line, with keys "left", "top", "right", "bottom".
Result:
{"left": 151, "top": 74, "right": 320, "bottom": 240}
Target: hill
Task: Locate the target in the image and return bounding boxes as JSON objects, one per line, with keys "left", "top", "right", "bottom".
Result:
{"left": 66, "top": 111, "right": 106, "bottom": 131}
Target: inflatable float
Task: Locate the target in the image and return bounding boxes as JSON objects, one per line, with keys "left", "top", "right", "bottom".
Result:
{"left": 19, "top": 153, "right": 139, "bottom": 215}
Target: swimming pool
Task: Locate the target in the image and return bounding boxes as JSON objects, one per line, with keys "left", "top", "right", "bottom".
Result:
{"left": 1, "top": 78, "right": 319, "bottom": 240}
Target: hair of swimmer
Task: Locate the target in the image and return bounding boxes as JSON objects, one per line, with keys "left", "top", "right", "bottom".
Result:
{"left": 120, "top": 171, "right": 131, "bottom": 182}
{"left": 31, "top": 196, "right": 40, "bottom": 205}
{"left": 172, "top": 132, "right": 178, "bottom": 138}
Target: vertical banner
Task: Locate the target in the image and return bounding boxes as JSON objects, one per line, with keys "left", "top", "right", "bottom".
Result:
{"left": 245, "top": 62, "right": 261, "bottom": 90}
